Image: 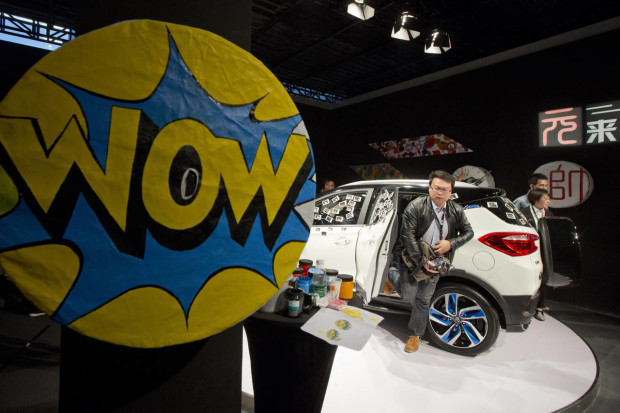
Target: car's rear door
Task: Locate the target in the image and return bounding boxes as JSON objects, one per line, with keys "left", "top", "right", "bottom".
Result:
{"left": 355, "top": 187, "right": 397, "bottom": 297}
{"left": 538, "top": 217, "right": 582, "bottom": 287}
{"left": 302, "top": 188, "right": 373, "bottom": 277}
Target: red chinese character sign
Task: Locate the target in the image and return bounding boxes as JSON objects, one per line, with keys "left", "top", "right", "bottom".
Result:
{"left": 0, "top": 20, "right": 316, "bottom": 347}
{"left": 534, "top": 161, "right": 593, "bottom": 208}
{"left": 539, "top": 108, "right": 582, "bottom": 147}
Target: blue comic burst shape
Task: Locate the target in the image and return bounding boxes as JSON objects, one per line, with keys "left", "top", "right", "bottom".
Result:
{"left": 0, "top": 28, "right": 316, "bottom": 327}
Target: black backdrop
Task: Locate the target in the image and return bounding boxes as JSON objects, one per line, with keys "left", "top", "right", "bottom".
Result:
{"left": 2, "top": 28, "right": 619, "bottom": 316}
{"left": 298, "top": 28, "right": 620, "bottom": 316}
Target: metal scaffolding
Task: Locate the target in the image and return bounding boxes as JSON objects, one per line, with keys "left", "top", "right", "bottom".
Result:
{"left": 282, "top": 82, "right": 345, "bottom": 103}
{"left": 0, "top": 11, "right": 75, "bottom": 46}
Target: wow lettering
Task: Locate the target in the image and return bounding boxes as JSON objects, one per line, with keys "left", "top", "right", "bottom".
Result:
{"left": 0, "top": 21, "right": 315, "bottom": 347}
{"left": 0, "top": 108, "right": 311, "bottom": 257}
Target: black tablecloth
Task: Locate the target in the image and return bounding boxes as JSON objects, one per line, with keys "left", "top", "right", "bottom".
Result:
{"left": 244, "top": 309, "right": 338, "bottom": 413}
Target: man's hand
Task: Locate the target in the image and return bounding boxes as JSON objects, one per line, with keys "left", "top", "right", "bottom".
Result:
{"left": 433, "top": 240, "right": 452, "bottom": 256}
{"left": 423, "top": 261, "right": 439, "bottom": 273}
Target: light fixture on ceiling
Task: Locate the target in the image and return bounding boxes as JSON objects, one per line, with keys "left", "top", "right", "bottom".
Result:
{"left": 391, "top": 11, "right": 420, "bottom": 41}
{"left": 347, "top": 0, "right": 375, "bottom": 21}
{"left": 424, "top": 29, "right": 451, "bottom": 54}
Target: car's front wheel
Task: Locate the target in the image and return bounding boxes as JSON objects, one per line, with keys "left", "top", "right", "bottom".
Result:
{"left": 426, "top": 284, "right": 500, "bottom": 356}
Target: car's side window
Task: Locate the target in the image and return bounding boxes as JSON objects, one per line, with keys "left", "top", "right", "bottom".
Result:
{"left": 312, "top": 191, "right": 368, "bottom": 226}
{"left": 397, "top": 193, "right": 420, "bottom": 213}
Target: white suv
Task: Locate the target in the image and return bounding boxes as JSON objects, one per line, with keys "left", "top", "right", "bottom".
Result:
{"left": 301, "top": 179, "right": 580, "bottom": 356}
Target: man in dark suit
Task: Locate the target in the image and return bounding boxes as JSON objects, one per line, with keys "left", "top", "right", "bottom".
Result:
{"left": 520, "top": 188, "right": 553, "bottom": 320}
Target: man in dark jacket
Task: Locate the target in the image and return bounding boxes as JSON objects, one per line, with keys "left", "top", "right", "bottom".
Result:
{"left": 399, "top": 170, "right": 474, "bottom": 353}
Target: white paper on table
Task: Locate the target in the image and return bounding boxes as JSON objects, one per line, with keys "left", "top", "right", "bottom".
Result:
{"left": 300, "top": 306, "right": 384, "bottom": 351}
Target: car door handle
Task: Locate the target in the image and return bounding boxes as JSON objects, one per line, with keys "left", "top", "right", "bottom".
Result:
{"left": 334, "top": 239, "right": 351, "bottom": 245}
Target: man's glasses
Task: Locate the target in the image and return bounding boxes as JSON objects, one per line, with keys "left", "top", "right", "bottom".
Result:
{"left": 431, "top": 186, "right": 451, "bottom": 194}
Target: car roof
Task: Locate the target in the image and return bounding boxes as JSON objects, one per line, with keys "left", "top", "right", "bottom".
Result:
{"left": 340, "top": 179, "right": 477, "bottom": 189}
{"left": 334, "top": 179, "right": 505, "bottom": 202}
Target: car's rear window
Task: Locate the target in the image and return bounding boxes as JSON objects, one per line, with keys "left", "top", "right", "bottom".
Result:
{"left": 312, "top": 190, "right": 368, "bottom": 226}
{"left": 462, "top": 196, "right": 530, "bottom": 227}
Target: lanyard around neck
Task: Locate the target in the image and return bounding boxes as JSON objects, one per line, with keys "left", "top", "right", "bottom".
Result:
{"left": 433, "top": 209, "right": 446, "bottom": 241}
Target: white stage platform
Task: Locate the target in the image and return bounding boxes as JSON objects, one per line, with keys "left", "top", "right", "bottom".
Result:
{"left": 242, "top": 314, "right": 597, "bottom": 413}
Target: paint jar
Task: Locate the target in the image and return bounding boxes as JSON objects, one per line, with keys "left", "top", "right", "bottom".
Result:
{"left": 288, "top": 267, "right": 305, "bottom": 288}
{"left": 295, "top": 276, "right": 312, "bottom": 294}
{"left": 338, "top": 274, "right": 354, "bottom": 300}
{"left": 298, "top": 259, "right": 313, "bottom": 277}
{"left": 285, "top": 288, "right": 304, "bottom": 317}
{"left": 326, "top": 276, "right": 342, "bottom": 301}
{"left": 326, "top": 268, "right": 339, "bottom": 277}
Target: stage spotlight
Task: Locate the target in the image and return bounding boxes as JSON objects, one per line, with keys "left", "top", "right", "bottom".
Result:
{"left": 391, "top": 11, "right": 420, "bottom": 41}
{"left": 347, "top": 0, "right": 375, "bottom": 20}
{"left": 424, "top": 30, "right": 451, "bottom": 54}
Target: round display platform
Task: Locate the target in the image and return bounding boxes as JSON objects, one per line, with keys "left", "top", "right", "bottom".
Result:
{"left": 242, "top": 313, "right": 597, "bottom": 412}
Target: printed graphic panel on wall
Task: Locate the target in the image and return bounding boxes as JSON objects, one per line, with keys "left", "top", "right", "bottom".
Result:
{"left": 534, "top": 161, "right": 593, "bottom": 208}
{"left": 350, "top": 163, "right": 404, "bottom": 180}
{"left": 369, "top": 134, "right": 472, "bottom": 159}
{"left": 453, "top": 166, "right": 495, "bottom": 188}
{"left": 0, "top": 20, "right": 316, "bottom": 347}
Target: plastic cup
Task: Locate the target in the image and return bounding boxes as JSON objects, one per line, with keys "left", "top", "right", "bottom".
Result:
{"left": 326, "top": 276, "right": 342, "bottom": 301}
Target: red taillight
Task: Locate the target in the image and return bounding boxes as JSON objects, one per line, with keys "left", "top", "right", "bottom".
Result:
{"left": 478, "top": 232, "right": 539, "bottom": 256}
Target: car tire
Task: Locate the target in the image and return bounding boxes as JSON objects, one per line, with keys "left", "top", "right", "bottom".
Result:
{"left": 426, "top": 283, "right": 500, "bottom": 356}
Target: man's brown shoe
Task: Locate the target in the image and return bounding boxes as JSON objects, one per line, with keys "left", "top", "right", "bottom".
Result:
{"left": 384, "top": 279, "right": 394, "bottom": 295}
{"left": 404, "top": 336, "right": 420, "bottom": 353}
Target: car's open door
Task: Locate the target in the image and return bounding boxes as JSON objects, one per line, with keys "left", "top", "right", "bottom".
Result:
{"left": 538, "top": 217, "right": 582, "bottom": 287}
{"left": 354, "top": 187, "right": 397, "bottom": 302}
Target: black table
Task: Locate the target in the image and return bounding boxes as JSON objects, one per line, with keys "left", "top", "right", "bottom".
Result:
{"left": 244, "top": 309, "right": 338, "bottom": 413}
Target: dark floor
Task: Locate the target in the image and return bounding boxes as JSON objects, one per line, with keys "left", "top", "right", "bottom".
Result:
{"left": 0, "top": 297, "right": 618, "bottom": 412}
{"left": 546, "top": 300, "right": 620, "bottom": 413}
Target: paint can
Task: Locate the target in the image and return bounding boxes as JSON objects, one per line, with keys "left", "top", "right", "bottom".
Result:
{"left": 285, "top": 288, "right": 304, "bottom": 317}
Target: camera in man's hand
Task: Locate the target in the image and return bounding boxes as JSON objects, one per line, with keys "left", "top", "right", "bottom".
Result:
{"left": 429, "top": 256, "right": 450, "bottom": 276}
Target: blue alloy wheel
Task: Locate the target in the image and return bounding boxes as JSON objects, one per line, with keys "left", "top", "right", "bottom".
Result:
{"left": 427, "top": 284, "right": 500, "bottom": 356}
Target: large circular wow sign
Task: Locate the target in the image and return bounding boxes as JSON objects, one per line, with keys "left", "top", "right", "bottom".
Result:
{"left": 0, "top": 20, "right": 316, "bottom": 347}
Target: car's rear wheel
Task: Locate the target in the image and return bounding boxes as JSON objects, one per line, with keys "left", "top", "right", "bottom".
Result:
{"left": 426, "top": 284, "right": 500, "bottom": 356}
